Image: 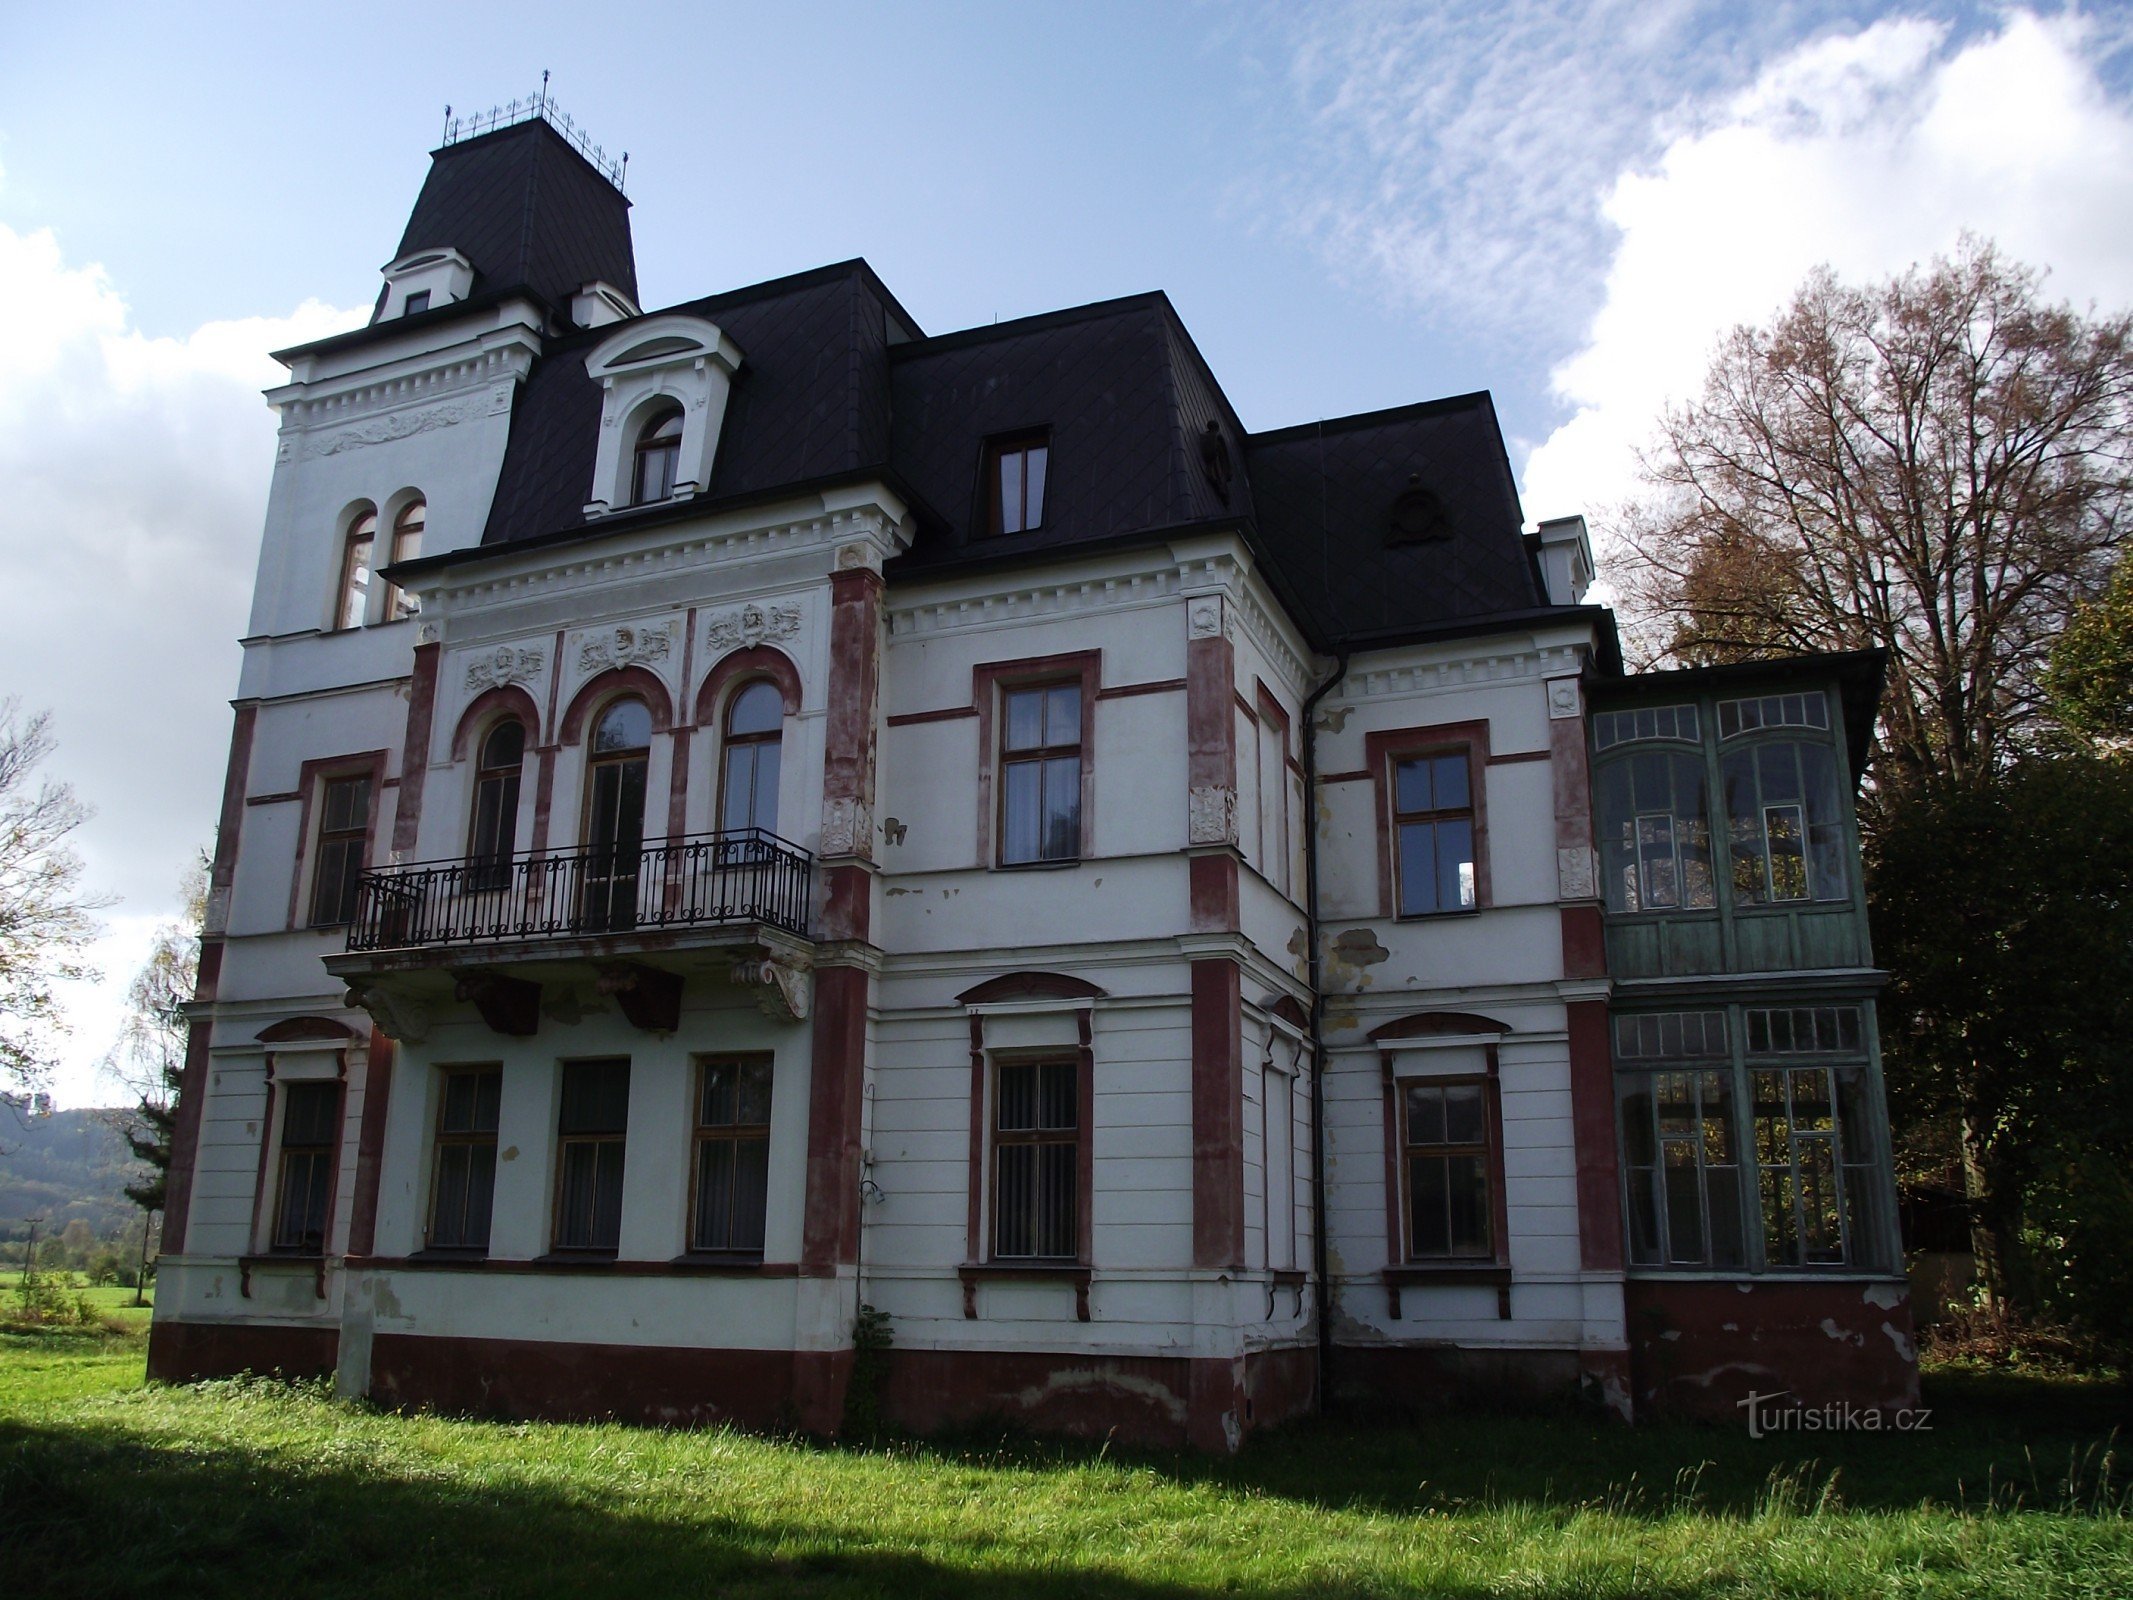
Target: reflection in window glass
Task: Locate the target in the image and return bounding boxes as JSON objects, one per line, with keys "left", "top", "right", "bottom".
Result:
{"left": 1724, "top": 740, "right": 1847, "bottom": 904}
{"left": 1393, "top": 752, "right": 1476, "bottom": 915}
{"left": 337, "top": 511, "right": 376, "bottom": 630}
{"left": 1595, "top": 750, "right": 1715, "bottom": 913}
{"left": 1001, "top": 683, "right": 1081, "bottom": 864}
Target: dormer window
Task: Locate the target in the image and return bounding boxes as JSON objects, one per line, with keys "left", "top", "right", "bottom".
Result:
{"left": 986, "top": 433, "right": 1049, "bottom": 536}
{"left": 632, "top": 406, "right": 684, "bottom": 505}
{"left": 375, "top": 248, "right": 474, "bottom": 324}
{"left": 403, "top": 291, "right": 431, "bottom": 317}
{"left": 581, "top": 315, "right": 744, "bottom": 519}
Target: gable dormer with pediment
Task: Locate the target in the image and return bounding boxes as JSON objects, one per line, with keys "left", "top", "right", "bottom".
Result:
{"left": 582, "top": 315, "right": 745, "bottom": 518}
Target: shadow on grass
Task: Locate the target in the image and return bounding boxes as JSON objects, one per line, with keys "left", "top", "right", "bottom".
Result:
{"left": 0, "top": 1411, "right": 1729, "bottom": 1600}
{"left": 895, "top": 1369, "right": 2131, "bottom": 1522}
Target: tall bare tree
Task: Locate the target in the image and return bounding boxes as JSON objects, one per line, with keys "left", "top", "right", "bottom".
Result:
{"left": 1616, "top": 240, "right": 2133, "bottom": 792}
{"left": 0, "top": 700, "right": 103, "bottom": 1100}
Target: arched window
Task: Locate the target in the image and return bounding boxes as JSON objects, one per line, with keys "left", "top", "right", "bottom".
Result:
{"left": 468, "top": 719, "right": 525, "bottom": 890}
{"left": 632, "top": 406, "right": 684, "bottom": 505}
{"left": 383, "top": 500, "right": 426, "bottom": 620}
{"left": 583, "top": 698, "right": 652, "bottom": 931}
{"left": 719, "top": 681, "right": 783, "bottom": 835}
{"left": 335, "top": 510, "right": 376, "bottom": 631}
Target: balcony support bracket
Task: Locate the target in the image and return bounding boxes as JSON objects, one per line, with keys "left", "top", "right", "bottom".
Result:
{"left": 596, "top": 962, "right": 684, "bottom": 1033}
{"left": 732, "top": 955, "right": 811, "bottom": 1023}
{"left": 455, "top": 970, "right": 543, "bottom": 1037}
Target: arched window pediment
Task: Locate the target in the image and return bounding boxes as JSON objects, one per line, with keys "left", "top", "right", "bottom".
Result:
{"left": 583, "top": 315, "right": 745, "bottom": 517}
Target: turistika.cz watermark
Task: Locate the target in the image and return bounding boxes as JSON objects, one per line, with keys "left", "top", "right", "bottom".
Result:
{"left": 1738, "top": 1390, "right": 1933, "bottom": 1438}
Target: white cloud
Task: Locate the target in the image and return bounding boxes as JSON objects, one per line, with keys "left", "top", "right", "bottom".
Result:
{"left": 1519, "top": 11, "right": 2133, "bottom": 532}
{"left": 0, "top": 217, "right": 364, "bottom": 1108}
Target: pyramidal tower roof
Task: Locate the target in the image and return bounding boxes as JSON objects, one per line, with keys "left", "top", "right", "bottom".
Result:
{"left": 388, "top": 93, "right": 637, "bottom": 318}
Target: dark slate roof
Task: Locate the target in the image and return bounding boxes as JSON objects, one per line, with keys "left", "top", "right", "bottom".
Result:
{"left": 887, "top": 294, "right": 1249, "bottom": 574}
{"left": 390, "top": 118, "right": 636, "bottom": 316}
{"left": 1243, "top": 394, "right": 1543, "bottom": 646}
{"left": 478, "top": 262, "right": 918, "bottom": 546}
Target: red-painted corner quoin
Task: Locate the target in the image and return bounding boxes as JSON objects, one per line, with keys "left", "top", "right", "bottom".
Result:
{"left": 802, "top": 964, "right": 868, "bottom": 1275}
{"left": 391, "top": 639, "right": 440, "bottom": 854}
{"left": 823, "top": 566, "right": 883, "bottom": 833}
{"left": 1626, "top": 1278, "right": 1921, "bottom": 1419}
{"left": 1190, "top": 958, "right": 1245, "bottom": 1268}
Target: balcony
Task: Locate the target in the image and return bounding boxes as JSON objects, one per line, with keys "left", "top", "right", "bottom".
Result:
{"left": 346, "top": 828, "right": 812, "bottom": 952}
{"left": 327, "top": 830, "right": 814, "bottom": 1040}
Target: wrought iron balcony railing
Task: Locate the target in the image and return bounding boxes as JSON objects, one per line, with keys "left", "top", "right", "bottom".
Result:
{"left": 345, "top": 828, "right": 812, "bottom": 953}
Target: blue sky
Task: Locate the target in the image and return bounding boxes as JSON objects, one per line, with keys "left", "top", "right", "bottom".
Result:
{"left": 3, "top": 1, "right": 2131, "bottom": 1105}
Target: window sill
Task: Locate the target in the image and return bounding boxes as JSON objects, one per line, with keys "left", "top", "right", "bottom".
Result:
{"left": 1394, "top": 906, "right": 1484, "bottom": 922}
{"left": 995, "top": 857, "right": 1083, "bottom": 872}
{"left": 959, "top": 1260, "right": 1091, "bottom": 1321}
{"left": 1382, "top": 1262, "right": 1510, "bottom": 1320}
{"left": 354, "top": 1253, "right": 799, "bottom": 1278}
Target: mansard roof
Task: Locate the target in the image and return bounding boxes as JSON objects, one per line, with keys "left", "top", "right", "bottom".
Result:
{"left": 391, "top": 116, "right": 637, "bottom": 315}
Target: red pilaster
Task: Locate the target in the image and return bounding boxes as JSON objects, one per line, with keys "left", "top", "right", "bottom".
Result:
{"left": 345, "top": 1031, "right": 397, "bottom": 1258}
{"left": 802, "top": 965, "right": 869, "bottom": 1274}
{"left": 391, "top": 640, "right": 441, "bottom": 855}
{"left": 1568, "top": 998, "right": 1623, "bottom": 1272}
{"left": 164, "top": 703, "right": 256, "bottom": 1254}
{"left": 1191, "top": 957, "right": 1245, "bottom": 1268}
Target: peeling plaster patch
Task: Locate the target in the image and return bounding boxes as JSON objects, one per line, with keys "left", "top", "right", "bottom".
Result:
{"left": 1659, "top": 1329, "right": 1681, "bottom": 1341}
{"left": 500, "top": 1145, "right": 518, "bottom": 1162}
{"left": 1012, "top": 1365, "right": 1188, "bottom": 1424}
{"left": 245, "top": 1122, "right": 258, "bottom": 1137}
{"left": 1862, "top": 1282, "right": 1905, "bottom": 1310}
{"left": 1820, "top": 1318, "right": 1864, "bottom": 1347}
{"left": 885, "top": 887, "right": 915, "bottom": 896}
{"left": 371, "top": 1280, "right": 404, "bottom": 1320}
{"left": 1332, "top": 929, "right": 1389, "bottom": 967}
{"left": 1316, "top": 705, "right": 1353, "bottom": 733}
{"left": 1326, "top": 1013, "right": 1361, "bottom": 1032}
{"left": 1882, "top": 1321, "right": 1918, "bottom": 1362}
{"left": 1287, "top": 928, "right": 1307, "bottom": 959}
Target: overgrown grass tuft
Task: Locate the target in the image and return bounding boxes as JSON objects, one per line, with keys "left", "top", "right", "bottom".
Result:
{"left": 2, "top": 1330, "right": 2128, "bottom": 1598}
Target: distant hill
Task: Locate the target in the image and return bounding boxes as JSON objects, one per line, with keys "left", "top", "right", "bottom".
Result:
{"left": 0, "top": 1106, "right": 149, "bottom": 1239}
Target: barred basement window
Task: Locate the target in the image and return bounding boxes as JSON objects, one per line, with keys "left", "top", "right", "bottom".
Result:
{"left": 428, "top": 1067, "right": 501, "bottom": 1251}
{"left": 271, "top": 1081, "right": 340, "bottom": 1254}
{"left": 993, "top": 1057, "right": 1077, "bottom": 1259}
{"left": 554, "top": 1060, "right": 629, "bottom": 1252}
{"left": 691, "top": 1056, "right": 772, "bottom": 1254}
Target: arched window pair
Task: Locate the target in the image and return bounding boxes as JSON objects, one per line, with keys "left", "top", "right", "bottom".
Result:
{"left": 336, "top": 500, "right": 425, "bottom": 630}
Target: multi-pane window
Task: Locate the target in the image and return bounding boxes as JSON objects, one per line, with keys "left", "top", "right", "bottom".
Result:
{"left": 583, "top": 699, "right": 651, "bottom": 932}
{"left": 1593, "top": 703, "right": 1700, "bottom": 751}
{"left": 1392, "top": 751, "right": 1475, "bottom": 915}
{"left": 336, "top": 510, "right": 376, "bottom": 630}
{"left": 468, "top": 720, "right": 524, "bottom": 890}
{"left": 691, "top": 1056, "right": 772, "bottom": 1254}
{"left": 1618, "top": 1059, "right": 1744, "bottom": 1269}
{"left": 271, "top": 1081, "right": 340, "bottom": 1253}
{"left": 1718, "top": 692, "right": 1829, "bottom": 739}
{"left": 986, "top": 434, "right": 1049, "bottom": 536}
{"left": 1722, "top": 740, "right": 1847, "bottom": 904}
{"left": 719, "top": 682, "right": 783, "bottom": 834}
{"left": 1594, "top": 749, "right": 1715, "bottom": 913}
{"left": 554, "top": 1060, "right": 629, "bottom": 1252}
{"left": 1000, "top": 683, "right": 1082, "bottom": 864}
{"left": 1616, "top": 1005, "right": 1891, "bottom": 1272}
{"left": 993, "top": 1057, "right": 1077, "bottom": 1259}
{"left": 308, "top": 774, "right": 371, "bottom": 927}
{"left": 633, "top": 406, "right": 683, "bottom": 504}
{"left": 428, "top": 1068, "right": 501, "bottom": 1251}
{"left": 383, "top": 500, "right": 425, "bottom": 619}
{"left": 1403, "top": 1081, "right": 1493, "bottom": 1259}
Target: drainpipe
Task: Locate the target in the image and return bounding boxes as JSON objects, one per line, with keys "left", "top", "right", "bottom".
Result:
{"left": 1299, "top": 649, "right": 1349, "bottom": 1414}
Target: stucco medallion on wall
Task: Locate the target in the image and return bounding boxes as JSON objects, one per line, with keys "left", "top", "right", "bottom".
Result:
{"left": 578, "top": 624, "right": 672, "bottom": 674}
{"left": 464, "top": 646, "right": 545, "bottom": 693}
{"left": 1188, "top": 784, "right": 1238, "bottom": 846}
{"left": 705, "top": 602, "right": 801, "bottom": 652}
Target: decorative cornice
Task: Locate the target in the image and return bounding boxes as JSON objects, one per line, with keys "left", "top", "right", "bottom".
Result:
{"left": 1334, "top": 644, "right": 1588, "bottom": 702}
{"left": 276, "top": 344, "right": 534, "bottom": 435}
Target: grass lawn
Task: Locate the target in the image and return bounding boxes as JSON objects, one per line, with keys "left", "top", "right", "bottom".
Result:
{"left": 1, "top": 1329, "right": 2127, "bottom": 1599}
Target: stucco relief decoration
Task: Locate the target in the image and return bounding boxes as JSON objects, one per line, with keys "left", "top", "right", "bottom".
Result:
{"left": 820, "top": 797, "right": 875, "bottom": 861}
{"left": 464, "top": 646, "right": 545, "bottom": 694}
{"left": 1558, "top": 846, "right": 1597, "bottom": 901}
{"left": 1188, "top": 600, "right": 1224, "bottom": 639}
{"left": 1189, "top": 784, "right": 1238, "bottom": 846}
{"left": 1547, "top": 677, "right": 1582, "bottom": 720}
{"left": 731, "top": 956, "right": 811, "bottom": 1023}
{"left": 705, "top": 602, "right": 801, "bottom": 652}
{"left": 578, "top": 623, "right": 672, "bottom": 674}
{"left": 307, "top": 397, "right": 484, "bottom": 458}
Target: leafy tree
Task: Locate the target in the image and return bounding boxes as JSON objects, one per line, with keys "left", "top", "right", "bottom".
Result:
{"left": 1869, "top": 755, "right": 2133, "bottom": 1331}
{"left": 1617, "top": 240, "right": 2133, "bottom": 794}
{"left": 2042, "top": 550, "right": 2133, "bottom": 750}
{"left": 106, "top": 859, "right": 205, "bottom": 1300}
{"left": 0, "top": 700, "right": 104, "bottom": 1098}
